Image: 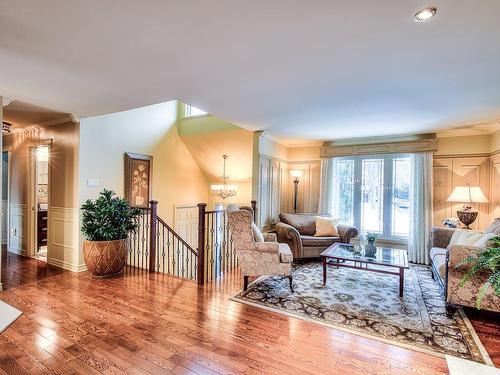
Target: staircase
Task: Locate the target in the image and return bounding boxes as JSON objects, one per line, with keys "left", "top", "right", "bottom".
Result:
{"left": 127, "top": 200, "right": 256, "bottom": 284}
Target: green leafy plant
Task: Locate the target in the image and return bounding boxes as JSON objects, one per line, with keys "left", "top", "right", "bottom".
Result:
{"left": 81, "top": 189, "right": 141, "bottom": 241}
{"left": 365, "top": 232, "right": 379, "bottom": 244}
{"left": 456, "top": 236, "right": 500, "bottom": 309}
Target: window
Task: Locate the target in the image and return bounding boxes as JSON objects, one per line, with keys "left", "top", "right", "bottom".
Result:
{"left": 184, "top": 104, "right": 207, "bottom": 117}
{"left": 331, "top": 154, "right": 411, "bottom": 241}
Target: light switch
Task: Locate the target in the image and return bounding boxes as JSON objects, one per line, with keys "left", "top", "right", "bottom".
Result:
{"left": 87, "top": 178, "right": 100, "bottom": 187}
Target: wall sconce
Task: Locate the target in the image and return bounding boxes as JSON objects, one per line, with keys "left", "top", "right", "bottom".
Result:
{"left": 290, "top": 170, "right": 303, "bottom": 213}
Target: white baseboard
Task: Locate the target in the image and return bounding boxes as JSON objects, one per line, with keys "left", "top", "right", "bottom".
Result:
{"left": 8, "top": 247, "right": 27, "bottom": 257}
{"left": 47, "top": 258, "right": 87, "bottom": 273}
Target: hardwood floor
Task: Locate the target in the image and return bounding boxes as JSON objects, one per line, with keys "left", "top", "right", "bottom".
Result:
{"left": 0, "top": 250, "right": 498, "bottom": 375}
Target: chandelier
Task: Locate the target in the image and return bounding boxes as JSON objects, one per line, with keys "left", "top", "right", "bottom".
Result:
{"left": 2, "top": 121, "right": 12, "bottom": 134}
{"left": 211, "top": 155, "right": 237, "bottom": 200}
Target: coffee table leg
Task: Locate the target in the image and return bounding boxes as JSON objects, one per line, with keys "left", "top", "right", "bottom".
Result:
{"left": 323, "top": 257, "right": 327, "bottom": 285}
{"left": 399, "top": 268, "right": 404, "bottom": 297}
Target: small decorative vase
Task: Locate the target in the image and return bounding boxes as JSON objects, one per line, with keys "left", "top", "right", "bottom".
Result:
{"left": 365, "top": 243, "right": 377, "bottom": 257}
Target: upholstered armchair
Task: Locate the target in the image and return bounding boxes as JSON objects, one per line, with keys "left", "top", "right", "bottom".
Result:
{"left": 227, "top": 208, "right": 294, "bottom": 292}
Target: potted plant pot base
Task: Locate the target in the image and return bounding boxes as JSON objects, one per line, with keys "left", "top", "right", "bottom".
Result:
{"left": 81, "top": 189, "right": 141, "bottom": 278}
{"left": 83, "top": 239, "right": 128, "bottom": 277}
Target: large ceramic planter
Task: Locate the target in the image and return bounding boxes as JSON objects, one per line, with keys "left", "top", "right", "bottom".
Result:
{"left": 83, "top": 239, "right": 127, "bottom": 277}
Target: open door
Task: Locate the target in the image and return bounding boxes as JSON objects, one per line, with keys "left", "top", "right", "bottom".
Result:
{"left": 28, "top": 144, "right": 50, "bottom": 261}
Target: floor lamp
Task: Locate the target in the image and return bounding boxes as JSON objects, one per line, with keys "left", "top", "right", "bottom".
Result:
{"left": 290, "top": 170, "right": 303, "bottom": 213}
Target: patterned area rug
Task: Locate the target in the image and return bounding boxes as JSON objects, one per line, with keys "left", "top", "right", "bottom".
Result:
{"left": 231, "top": 262, "right": 492, "bottom": 364}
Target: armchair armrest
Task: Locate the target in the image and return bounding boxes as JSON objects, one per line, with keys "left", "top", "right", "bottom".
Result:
{"left": 263, "top": 233, "right": 277, "bottom": 242}
{"left": 432, "top": 227, "right": 455, "bottom": 249}
{"left": 448, "top": 245, "right": 484, "bottom": 270}
{"left": 276, "top": 222, "right": 303, "bottom": 259}
{"left": 337, "top": 224, "right": 358, "bottom": 244}
{"left": 254, "top": 241, "right": 279, "bottom": 254}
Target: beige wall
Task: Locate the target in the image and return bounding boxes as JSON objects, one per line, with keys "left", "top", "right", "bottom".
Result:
{"left": 491, "top": 129, "right": 500, "bottom": 153}
{"left": 79, "top": 101, "right": 209, "bottom": 226}
{"left": 435, "top": 134, "right": 491, "bottom": 156}
{"left": 2, "top": 120, "right": 80, "bottom": 270}
{"left": 3, "top": 121, "right": 79, "bottom": 208}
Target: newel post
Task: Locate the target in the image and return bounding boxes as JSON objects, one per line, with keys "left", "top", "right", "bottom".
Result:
{"left": 197, "top": 203, "right": 207, "bottom": 285}
{"left": 149, "top": 200, "right": 158, "bottom": 273}
{"left": 251, "top": 200, "right": 257, "bottom": 223}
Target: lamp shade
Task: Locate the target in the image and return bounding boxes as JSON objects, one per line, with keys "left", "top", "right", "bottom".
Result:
{"left": 290, "top": 170, "right": 303, "bottom": 178}
{"left": 447, "top": 186, "right": 488, "bottom": 203}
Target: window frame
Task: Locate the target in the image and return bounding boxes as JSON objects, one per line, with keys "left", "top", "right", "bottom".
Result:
{"left": 333, "top": 153, "right": 411, "bottom": 243}
{"left": 184, "top": 104, "right": 208, "bottom": 118}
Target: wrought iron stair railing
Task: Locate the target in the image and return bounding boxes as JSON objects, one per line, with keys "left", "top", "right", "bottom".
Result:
{"left": 126, "top": 200, "right": 256, "bottom": 284}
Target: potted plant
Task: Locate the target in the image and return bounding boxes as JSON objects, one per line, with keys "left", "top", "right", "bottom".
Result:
{"left": 81, "top": 189, "right": 141, "bottom": 277}
{"left": 456, "top": 236, "right": 500, "bottom": 309}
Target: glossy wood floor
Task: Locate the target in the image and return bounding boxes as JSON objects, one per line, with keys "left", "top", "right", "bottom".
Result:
{"left": 0, "top": 249, "right": 498, "bottom": 375}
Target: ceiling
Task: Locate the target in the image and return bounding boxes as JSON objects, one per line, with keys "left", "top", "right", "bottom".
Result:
{"left": 1, "top": 1, "right": 500, "bottom": 145}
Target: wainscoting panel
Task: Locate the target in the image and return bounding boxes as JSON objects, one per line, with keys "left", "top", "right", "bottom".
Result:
{"left": 48, "top": 206, "right": 83, "bottom": 272}
{"left": 433, "top": 156, "right": 491, "bottom": 231}
{"left": 433, "top": 158, "right": 453, "bottom": 227}
{"left": 9, "top": 203, "right": 26, "bottom": 256}
{"left": 491, "top": 153, "right": 500, "bottom": 221}
{"left": 2, "top": 200, "right": 8, "bottom": 245}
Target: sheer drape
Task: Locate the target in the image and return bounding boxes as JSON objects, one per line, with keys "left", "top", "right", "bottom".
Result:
{"left": 408, "top": 153, "right": 433, "bottom": 265}
{"left": 318, "top": 158, "right": 334, "bottom": 214}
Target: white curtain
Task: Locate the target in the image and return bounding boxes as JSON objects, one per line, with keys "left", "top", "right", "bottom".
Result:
{"left": 408, "top": 153, "right": 433, "bottom": 265}
{"left": 318, "top": 158, "right": 334, "bottom": 214}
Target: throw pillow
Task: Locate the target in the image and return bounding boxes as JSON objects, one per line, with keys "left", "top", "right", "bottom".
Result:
{"left": 252, "top": 222, "right": 264, "bottom": 242}
{"left": 314, "top": 217, "right": 339, "bottom": 237}
{"left": 449, "top": 229, "right": 483, "bottom": 246}
{"left": 473, "top": 233, "right": 497, "bottom": 248}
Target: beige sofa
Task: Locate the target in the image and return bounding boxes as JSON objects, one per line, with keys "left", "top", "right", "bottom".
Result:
{"left": 430, "top": 218, "right": 500, "bottom": 313}
{"left": 275, "top": 213, "right": 358, "bottom": 259}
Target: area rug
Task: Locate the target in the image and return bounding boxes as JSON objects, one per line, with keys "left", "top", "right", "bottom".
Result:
{"left": 0, "top": 300, "right": 22, "bottom": 333}
{"left": 230, "top": 262, "right": 492, "bottom": 364}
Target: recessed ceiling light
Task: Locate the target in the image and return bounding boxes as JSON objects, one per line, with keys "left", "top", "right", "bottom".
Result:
{"left": 413, "top": 7, "right": 437, "bottom": 22}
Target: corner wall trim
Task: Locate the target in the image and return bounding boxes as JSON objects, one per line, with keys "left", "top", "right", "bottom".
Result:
{"left": 47, "top": 258, "right": 87, "bottom": 273}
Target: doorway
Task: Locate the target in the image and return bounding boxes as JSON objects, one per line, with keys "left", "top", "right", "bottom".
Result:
{"left": 30, "top": 145, "right": 50, "bottom": 261}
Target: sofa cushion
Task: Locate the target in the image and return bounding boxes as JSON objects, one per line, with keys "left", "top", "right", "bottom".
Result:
{"left": 449, "top": 230, "right": 482, "bottom": 246}
{"left": 301, "top": 235, "right": 340, "bottom": 247}
{"left": 484, "top": 218, "right": 500, "bottom": 235}
{"left": 430, "top": 247, "right": 446, "bottom": 262}
{"left": 279, "top": 213, "right": 318, "bottom": 235}
{"left": 252, "top": 222, "right": 264, "bottom": 242}
{"left": 473, "top": 232, "right": 497, "bottom": 248}
{"left": 278, "top": 243, "right": 293, "bottom": 263}
{"left": 430, "top": 247, "right": 447, "bottom": 280}
{"left": 314, "top": 217, "right": 339, "bottom": 237}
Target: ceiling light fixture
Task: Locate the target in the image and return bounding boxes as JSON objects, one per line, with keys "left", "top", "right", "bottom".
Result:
{"left": 211, "top": 155, "right": 237, "bottom": 200}
{"left": 2, "top": 121, "right": 12, "bottom": 133}
{"left": 413, "top": 7, "right": 437, "bottom": 22}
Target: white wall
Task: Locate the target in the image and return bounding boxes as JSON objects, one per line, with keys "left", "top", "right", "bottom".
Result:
{"left": 79, "top": 101, "right": 209, "bottom": 268}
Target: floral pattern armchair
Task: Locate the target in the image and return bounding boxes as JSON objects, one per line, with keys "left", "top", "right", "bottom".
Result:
{"left": 227, "top": 208, "right": 294, "bottom": 292}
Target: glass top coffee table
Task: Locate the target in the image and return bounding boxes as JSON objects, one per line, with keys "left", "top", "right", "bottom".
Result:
{"left": 320, "top": 243, "right": 409, "bottom": 297}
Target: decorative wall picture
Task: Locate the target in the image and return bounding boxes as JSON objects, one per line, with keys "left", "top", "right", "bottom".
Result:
{"left": 124, "top": 152, "right": 153, "bottom": 208}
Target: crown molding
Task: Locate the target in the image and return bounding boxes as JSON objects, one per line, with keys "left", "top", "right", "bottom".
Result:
{"left": 437, "top": 121, "right": 500, "bottom": 138}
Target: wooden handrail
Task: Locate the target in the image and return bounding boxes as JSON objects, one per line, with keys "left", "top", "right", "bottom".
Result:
{"left": 156, "top": 215, "right": 197, "bottom": 255}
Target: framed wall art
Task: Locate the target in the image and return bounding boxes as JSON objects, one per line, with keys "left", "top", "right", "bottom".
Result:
{"left": 124, "top": 152, "right": 153, "bottom": 208}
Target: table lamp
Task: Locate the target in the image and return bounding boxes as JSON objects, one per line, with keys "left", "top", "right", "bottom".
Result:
{"left": 446, "top": 184, "right": 489, "bottom": 229}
